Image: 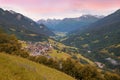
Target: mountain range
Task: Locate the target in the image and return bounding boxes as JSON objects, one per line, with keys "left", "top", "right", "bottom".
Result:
{"left": 37, "top": 15, "right": 104, "bottom": 32}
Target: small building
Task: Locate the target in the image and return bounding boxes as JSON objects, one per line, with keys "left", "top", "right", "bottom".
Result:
{"left": 95, "top": 62, "right": 105, "bottom": 68}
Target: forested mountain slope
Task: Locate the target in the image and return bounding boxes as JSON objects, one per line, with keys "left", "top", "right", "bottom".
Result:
{"left": 62, "top": 9, "right": 120, "bottom": 70}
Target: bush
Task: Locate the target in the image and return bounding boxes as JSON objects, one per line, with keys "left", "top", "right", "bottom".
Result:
{"left": 104, "top": 72, "right": 120, "bottom": 80}
{"left": 0, "top": 30, "right": 29, "bottom": 58}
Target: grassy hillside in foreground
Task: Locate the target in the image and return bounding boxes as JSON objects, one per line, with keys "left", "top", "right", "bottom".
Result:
{"left": 0, "top": 53, "right": 74, "bottom": 80}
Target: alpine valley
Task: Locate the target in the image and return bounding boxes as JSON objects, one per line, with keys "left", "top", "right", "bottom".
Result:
{"left": 0, "top": 7, "right": 120, "bottom": 80}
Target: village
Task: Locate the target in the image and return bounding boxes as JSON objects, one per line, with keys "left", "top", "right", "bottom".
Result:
{"left": 20, "top": 41, "right": 53, "bottom": 56}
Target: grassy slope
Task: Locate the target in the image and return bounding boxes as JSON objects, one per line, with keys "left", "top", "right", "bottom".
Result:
{"left": 49, "top": 50, "right": 71, "bottom": 60}
{"left": 48, "top": 39, "right": 95, "bottom": 65}
{"left": 0, "top": 53, "right": 75, "bottom": 80}
{"left": 75, "top": 53, "right": 95, "bottom": 65}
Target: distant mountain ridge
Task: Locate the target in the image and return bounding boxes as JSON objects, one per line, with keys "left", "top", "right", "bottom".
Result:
{"left": 37, "top": 19, "right": 61, "bottom": 31}
{"left": 37, "top": 15, "right": 104, "bottom": 32}
{"left": 0, "top": 8, "right": 54, "bottom": 41}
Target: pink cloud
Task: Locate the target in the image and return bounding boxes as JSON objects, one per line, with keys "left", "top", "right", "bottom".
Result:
{"left": 1, "top": 0, "right": 120, "bottom": 13}
{"left": 0, "top": 0, "right": 120, "bottom": 20}
{"left": 0, "top": 0, "right": 71, "bottom": 13}
{"left": 72, "top": 0, "right": 120, "bottom": 10}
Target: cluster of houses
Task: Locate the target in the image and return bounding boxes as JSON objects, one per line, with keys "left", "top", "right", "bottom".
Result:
{"left": 21, "top": 41, "right": 53, "bottom": 56}
{"left": 28, "top": 42, "right": 52, "bottom": 56}
{"left": 105, "top": 57, "right": 119, "bottom": 65}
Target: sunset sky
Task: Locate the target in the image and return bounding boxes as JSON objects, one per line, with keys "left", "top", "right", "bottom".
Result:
{"left": 0, "top": 0, "right": 120, "bottom": 20}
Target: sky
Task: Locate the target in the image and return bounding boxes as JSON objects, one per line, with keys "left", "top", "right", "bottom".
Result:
{"left": 0, "top": 0, "right": 120, "bottom": 20}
